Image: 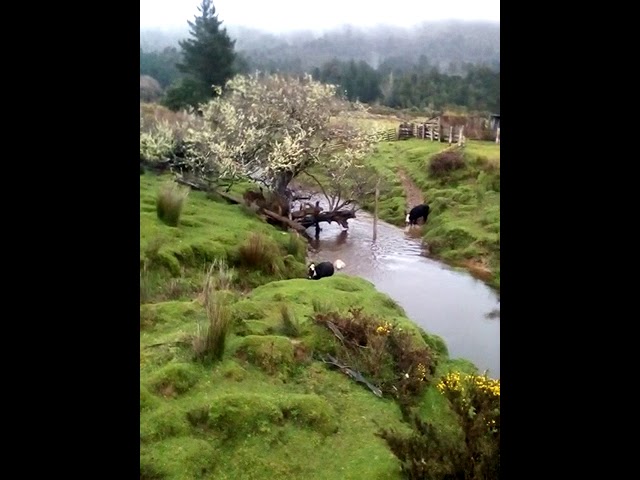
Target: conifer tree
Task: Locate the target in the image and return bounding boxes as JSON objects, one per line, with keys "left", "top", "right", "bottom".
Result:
{"left": 163, "top": 0, "right": 237, "bottom": 111}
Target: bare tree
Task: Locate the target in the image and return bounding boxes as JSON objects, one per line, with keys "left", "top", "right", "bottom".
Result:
{"left": 303, "top": 161, "right": 382, "bottom": 213}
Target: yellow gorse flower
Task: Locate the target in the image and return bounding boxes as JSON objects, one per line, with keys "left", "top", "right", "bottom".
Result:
{"left": 436, "top": 372, "right": 500, "bottom": 397}
{"left": 416, "top": 363, "right": 428, "bottom": 381}
{"left": 375, "top": 321, "right": 394, "bottom": 335}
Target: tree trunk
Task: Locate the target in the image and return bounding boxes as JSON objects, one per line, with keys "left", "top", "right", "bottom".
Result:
{"left": 273, "top": 170, "right": 295, "bottom": 197}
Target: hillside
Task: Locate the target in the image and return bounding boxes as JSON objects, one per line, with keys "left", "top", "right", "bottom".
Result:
{"left": 139, "top": 172, "right": 493, "bottom": 479}
{"left": 361, "top": 138, "right": 500, "bottom": 290}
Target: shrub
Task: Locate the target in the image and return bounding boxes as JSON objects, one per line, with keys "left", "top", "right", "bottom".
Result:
{"left": 428, "top": 150, "right": 466, "bottom": 178}
{"left": 377, "top": 415, "right": 465, "bottom": 480}
{"left": 156, "top": 181, "right": 189, "bottom": 227}
{"left": 313, "top": 307, "right": 436, "bottom": 405}
{"left": 437, "top": 372, "right": 500, "bottom": 478}
{"left": 377, "top": 372, "right": 500, "bottom": 480}
{"left": 140, "top": 119, "right": 175, "bottom": 163}
{"left": 140, "top": 75, "right": 163, "bottom": 102}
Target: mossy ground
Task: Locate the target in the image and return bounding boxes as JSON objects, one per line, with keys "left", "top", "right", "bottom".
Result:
{"left": 140, "top": 171, "right": 476, "bottom": 479}
{"left": 361, "top": 138, "right": 500, "bottom": 290}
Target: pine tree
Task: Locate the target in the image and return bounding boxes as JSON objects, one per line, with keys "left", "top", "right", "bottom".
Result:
{"left": 164, "top": 0, "right": 237, "bottom": 111}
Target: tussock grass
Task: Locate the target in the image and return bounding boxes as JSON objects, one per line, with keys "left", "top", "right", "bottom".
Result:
{"left": 238, "top": 232, "right": 285, "bottom": 277}
{"left": 279, "top": 303, "right": 301, "bottom": 337}
{"left": 193, "top": 264, "right": 233, "bottom": 363}
{"left": 156, "top": 181, "right": 189, "bottom": 227}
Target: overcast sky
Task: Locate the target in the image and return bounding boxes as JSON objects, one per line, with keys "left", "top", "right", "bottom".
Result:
{"left": 140, "top": 0, "right": 500, "bottom": 32}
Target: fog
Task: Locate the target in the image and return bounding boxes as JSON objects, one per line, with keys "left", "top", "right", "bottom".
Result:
{"left": 140, "top": 0, "right": 500, "bottom": 33}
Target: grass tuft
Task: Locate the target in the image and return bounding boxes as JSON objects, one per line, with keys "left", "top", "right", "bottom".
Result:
{"left": 279, "top": 303, "right": 302, "bottom": 337}
{"left": 238, "top": 232, "right": 285, "bottom": 276}
{"left": 156, "top": 181, "right": 190, "bottom": 226}
{"left": 193, "top": 264, "right": 233, "bottom": 363}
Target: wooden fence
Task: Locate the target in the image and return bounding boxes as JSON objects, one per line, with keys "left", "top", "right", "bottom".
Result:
{"left": 374, "top": 115, "right": 499, "bottom": 145}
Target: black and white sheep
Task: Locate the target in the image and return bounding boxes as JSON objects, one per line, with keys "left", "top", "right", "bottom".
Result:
{"left": 405, "top": 204, "right": 430, "bottom": 228}
{"left": 307, "top": 259, "right": 346, "bottom": 280}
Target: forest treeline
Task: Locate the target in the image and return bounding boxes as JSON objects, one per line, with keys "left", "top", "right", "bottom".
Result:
{"left": 140, "top": 20, "right": 499, "bottom": 112}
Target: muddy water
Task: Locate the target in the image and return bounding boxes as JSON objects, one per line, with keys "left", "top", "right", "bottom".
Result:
{"left": 303, "top": 197, "right": 500, "bottom": 379}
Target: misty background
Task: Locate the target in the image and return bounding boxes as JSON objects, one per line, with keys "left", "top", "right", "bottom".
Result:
{"left": 140, "top": 1, "right": 500, "bottom": 113}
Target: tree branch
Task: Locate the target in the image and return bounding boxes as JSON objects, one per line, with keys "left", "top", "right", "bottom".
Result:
{"left": 301, "top": 170, "right": 331, "bottom": 207}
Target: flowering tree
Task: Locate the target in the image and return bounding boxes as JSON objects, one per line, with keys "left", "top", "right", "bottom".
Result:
{"left": 184, "top": 72, "right": 378, "bottom": 199}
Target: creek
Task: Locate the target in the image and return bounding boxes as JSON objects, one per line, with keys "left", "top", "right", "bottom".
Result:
{"left": 302, "top": 196, "right": 500, "bottom": 378}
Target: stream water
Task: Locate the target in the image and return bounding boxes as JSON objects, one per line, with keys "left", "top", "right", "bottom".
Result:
{"left": 303, "top": 196, "right": 500, "bottom": 379}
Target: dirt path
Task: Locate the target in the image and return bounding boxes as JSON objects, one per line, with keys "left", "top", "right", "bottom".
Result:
{"left": 397, "top": 168, "right": 424, "bottom": 209}
{"left": 396, "top": 168, "right": 493, "bottom": 280}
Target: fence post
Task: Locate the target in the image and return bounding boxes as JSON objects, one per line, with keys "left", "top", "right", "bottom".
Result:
{"left": 373, "top": 177, "right": 380, "bottom": 242}
{"left": 458, "top": 126, "right": 464, "bottom": 146}
{"left": 449, "top": 126, "right": 453, "bottom": 146}
{"left": 495, "top": 127, "right": 500, "bottom": 144}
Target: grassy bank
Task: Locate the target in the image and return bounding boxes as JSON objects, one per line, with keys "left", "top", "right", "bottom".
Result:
{"left": 140, "top": 172, "right": 484, "bottom": 479}
{"left": 361, "top": 138, "right": 500, "bottom": 290}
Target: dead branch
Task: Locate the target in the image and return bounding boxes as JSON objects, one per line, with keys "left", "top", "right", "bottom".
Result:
{"left": 325, "top": 320, "right": 345, "bottom": 343}
{"left": 144, "top": 340, "right": 192, "bottom": 349}
{"left": 173, "top": 175, "right": 234, "bottom": 193}
{"left": 213, "top": 189, "right": 243, "bottom": 205}
{"left": 174, "top": 176, "right": 210, "bottom": 191}
{"left": 319, "top": 354, "right": 383, "bottom": 398}
{"left": 302, "top": 170, "right": 332, "bottom": 208}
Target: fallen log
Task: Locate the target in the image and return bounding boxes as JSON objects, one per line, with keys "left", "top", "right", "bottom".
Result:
{"left": 174, "top": 176, "right": 210, "bottom": 191}
{"left": 214, "top": 189, "right": 243, "bottom": 205}
{"left": 297, "top": 210, "right": 356, "bottom": 229}
{"left": 171, "top": 176, "right": 355, "bottom": 240}
{"left": 291, "top": 206, "right": 321, "bottom": 219}
{"left": 262, "top": 208, "right": 313, "bottom": 241}
{"left": 141, "top": 159, "right": 173, "bottom": 173}
{"left": 173, "top": 175, "right": 235, "bottom": 195}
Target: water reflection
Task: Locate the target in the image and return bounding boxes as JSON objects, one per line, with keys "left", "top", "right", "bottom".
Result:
{"left": 302, "top": 195, "right": 500, "bottom": 378}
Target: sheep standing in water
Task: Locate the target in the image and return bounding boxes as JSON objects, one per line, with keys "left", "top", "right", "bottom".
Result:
{"left": 307, "top": 259, "right": 346, "bottom": 280}
{"left": 405, "top": 204, "right": 431, "bottom": 229}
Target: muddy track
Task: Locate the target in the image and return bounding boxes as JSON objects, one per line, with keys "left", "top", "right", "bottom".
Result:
{"left": 396, "top": 168, "right": 424, "bottom": 209}
{"left": 394, "top": 169, "right": 494, "bottom": 282}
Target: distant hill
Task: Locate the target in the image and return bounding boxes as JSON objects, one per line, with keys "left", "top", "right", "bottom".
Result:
{"left": 140, "top": 21, "right": 499, "bottom": 74}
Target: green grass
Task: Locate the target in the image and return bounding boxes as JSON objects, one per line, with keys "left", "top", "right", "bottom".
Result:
{"left": 140, "top": 170, "right": 481, "bottom": 479}
{"left": 363, "top": 139, "right": 500, "bottom": 290}
{"left": 140, "top": 277, "right": 468, "bottom": 479}
{"left": 140, "top": 173, "right": 307, "bottom": 290}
